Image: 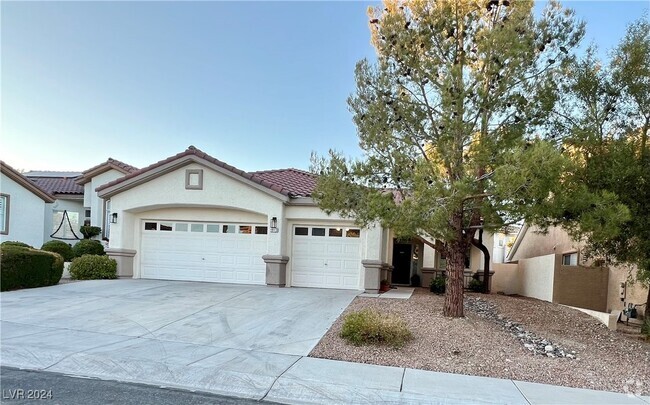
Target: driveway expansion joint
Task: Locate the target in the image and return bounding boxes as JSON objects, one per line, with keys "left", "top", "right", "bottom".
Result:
{"left": 260, "top": 355, "right": 303, "bottom": 401}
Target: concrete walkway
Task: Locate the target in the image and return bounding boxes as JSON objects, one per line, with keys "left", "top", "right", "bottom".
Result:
{"left": 1, "top": 280, "right": 647, "bottom": 404}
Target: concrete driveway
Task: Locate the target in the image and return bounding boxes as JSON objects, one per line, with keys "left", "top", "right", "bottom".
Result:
{"left": 0, "top": 280, "right": 358, "bottom": 399}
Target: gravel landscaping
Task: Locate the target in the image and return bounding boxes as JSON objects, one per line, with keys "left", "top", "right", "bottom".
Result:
{"left": 310, "top": 288, "right": 650, "bottom": 395}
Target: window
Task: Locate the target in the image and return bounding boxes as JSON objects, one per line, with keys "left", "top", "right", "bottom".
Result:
{"left": 190, "top": 224, "right": 204, "bottom": 232}
{"left": 144, "top": 222, "right": 157, "bottom": 230}
{"left": 185, "top": 169, "right": 203, "bottom": 190}
{"left": 160, "top": 223, "right": 173, "bottom": 231}
{"left": 329, "top": 228, "right": 343, "bottom": 237}
{"left": 255, "top": 226, "right": 268, "bottom": 235}
{"left": 84, "top": 209, "right": 91, "bottom": 218}
{"left": 312, "top": 227, "right": 326, "bottom": 237}
{"left": 562, "top": 252, "right": 578, "bottom": 266}
{"left": 294, "top": 227, "right": 308, "bottom": 236}
{"left": 223, "top": 224, "right": 236, "bottom": 233}
{"left": 438, "top": 252, "right": 447, "bottom": 270}
{"left": 52, "top": 211, "right": 79, "bottom": 239}
{"left": 206, "top": 224, "right": 220, "bottom": 233}
{"left": 239, "top": 225, "right": 252, "bottom": 234}
{"left": 345, "top": 228, "right": 360, "bottom": 238}
{"left": 176, "top": 223, "right": 188, "bottom": 232}
{"left": 0, "top": 194, "right": 8, "bottom": 235}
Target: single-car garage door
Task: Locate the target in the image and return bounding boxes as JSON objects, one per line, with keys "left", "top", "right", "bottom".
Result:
{"left": 291, "top": 225, "right": 362, "bottom": 290}
{"left": 140, "top": 220, "right": 268, "bottom": 284}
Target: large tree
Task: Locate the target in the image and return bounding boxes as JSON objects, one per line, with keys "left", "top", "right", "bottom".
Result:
{"left": 312, "top": 0, "right": 585, "bottom": 317}
{"left": 549, "top": 18, "right": 650, "bottom": 308}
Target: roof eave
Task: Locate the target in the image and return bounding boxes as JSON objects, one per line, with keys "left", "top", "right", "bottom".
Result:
{"left": 1, "top": 163, "right": 56, "bottom": 203}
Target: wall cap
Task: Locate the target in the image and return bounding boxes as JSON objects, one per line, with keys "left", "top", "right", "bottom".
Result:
{"left": 106, "top": 248, "right": 137, "bottom": 257}
{"left": 262, "top": 255, "right": 289, "bottom": 264}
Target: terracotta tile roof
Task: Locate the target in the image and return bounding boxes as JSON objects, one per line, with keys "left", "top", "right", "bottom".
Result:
{"left": 27, "top": 176, "right": 84, "bottom": 196}
{"left": 76, "top": 158, "right": 138, "bottom": 185}
{"left": 96, "top": 146, "right": 318, "bottom": 198}
{"left": 250, "top": 168, "right": 317, "bottom": 198}
{"left": 0, "top": 161, "right": 55, "bottom": 203}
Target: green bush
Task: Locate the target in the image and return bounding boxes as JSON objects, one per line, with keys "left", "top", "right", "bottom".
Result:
{"left": 69, "top": 255, "right": 117, "bottom": 280}
{"left": 1, "top": 241, "right": 32, "bottom": 248}
{"left": 340, "top": 308, "right": 412, "bottom": 348}
{"left": 0, "top": 246, "right": 64, "bottom": 291}
{"left": 72, "top": 239, "right": 105, "bottom": 258}
{"left": 79, "top": 226, "right": 101, "bottom": 239}
{"left": 430, "top": 276, "right": 446, "bottom": 294}
{"left": 469, "top": 278, "right": 484, "bottom": 292}
{"left": 41, "top": 240, "right": 74, "bottom": 262}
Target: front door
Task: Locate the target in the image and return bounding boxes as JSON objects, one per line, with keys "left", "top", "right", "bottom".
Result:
{"left": 391, "top": 242, "right": 412, "bottom": 285}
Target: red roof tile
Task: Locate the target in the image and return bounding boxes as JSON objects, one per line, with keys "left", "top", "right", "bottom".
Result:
{"left": 28, "top": 176, "right": 84, "bottom": 196}
{"left": 251, "top": 168, "right": 317, "bottom": 198}
{"left": 76, "top": 158, "right": 138, "bottom": 185}
{"left": 96, "top": 146, "right": 318, "bottom": 198}
{"left": 0, "top": 161, "right": 55, "bottom": 203}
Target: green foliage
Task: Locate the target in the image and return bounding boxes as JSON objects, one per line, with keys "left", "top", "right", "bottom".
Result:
{"left": 548, "top": 17, "right": 650, "bottom": 302}
{"left": 41, "top": 240, "right": 74, "bottom": 262}
{"left": 69, "top": 255, "right": 117, "bottom": 280}
{"left": 1, "top": 241, "right": 33, "bottom": 249}
{"left": 468, "top": 278, "right": 483, "bottom": 292}
{"left": 72, "top": 239, "right": 105, "bottom": 258}
{"left": 79, "top": 226, "right": 102, "bottom": 239}
{"left": 429, "top": 276, "right": 446, "bottom": 294}
{"left": 642, "top": 317, "right": 650, "bottom": 338}
{"left": 310, "top": 0, "right": 585, "bottom": 317}
{"left": 0, "top": 246, "right": 63, "bottom": 291}
{"left": 340, "top": 308, "right": 412, "bottom": 348}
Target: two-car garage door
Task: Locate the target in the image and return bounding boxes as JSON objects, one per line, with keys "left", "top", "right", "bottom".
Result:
{"left": 140, "top": 220, "right": 268, "bottom": 284}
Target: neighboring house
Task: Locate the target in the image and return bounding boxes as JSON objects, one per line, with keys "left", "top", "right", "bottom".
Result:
{"left": 0, "top": 161, "right": 55, "bottom": 247}
{"left": 25, "top": 171, "right": 84, "bottom": 243}
{"left": 74, "top": 158, "right": 138, "bottom": 239}
{"left": 494, "top": 224, "right": 648, "bottom": 318}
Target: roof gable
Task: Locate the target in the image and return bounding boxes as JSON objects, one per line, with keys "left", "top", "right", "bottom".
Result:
{"left": 96, "top": 146, "right": 294, "bottom": 200}
{"left": 250, "top": 168, "right": 317, "bottom": 198}
{"left": 0, "top": 161, "right": 55, "bottom": 203}
{"left": 75, "top": 158, "right": 138, "bottom": 185}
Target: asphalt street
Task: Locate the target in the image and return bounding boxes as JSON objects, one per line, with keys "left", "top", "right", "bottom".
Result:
{"left": 0, "top": 367, "right": 269, "bottom": 405}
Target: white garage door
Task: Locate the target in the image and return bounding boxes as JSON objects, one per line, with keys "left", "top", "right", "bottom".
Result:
{"left": 140, "top": 221, "right": 268, "bottom": 284}
{"left": 291, "top": 225, "right": 362, "bottom": 290}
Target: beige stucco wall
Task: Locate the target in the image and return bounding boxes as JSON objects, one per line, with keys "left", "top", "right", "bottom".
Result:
{"left": 608, "top": 265, "right": 647, "bottom": 317}
{"left": 518, "top": 254, "right": 556, "bottom": 302}
{"left": 511, "top": 226, "right": 581, "bottom": 261}
{"left": 491, "top": 263, "right": 519, "bottom": 295}
{"left": 0, "top": 174, "right": 48, "bottom": 247}
{"left": 85, "top": 169, "right": 126, "bottom": 230}
{"left": 553, "top": 263, "right": 609, "bottom": 312}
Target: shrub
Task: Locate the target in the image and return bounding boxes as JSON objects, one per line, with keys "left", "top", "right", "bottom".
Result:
{"left": 430, "top": 276, "right": 446, "bottom": 294}
{"left": 642, "top": 317, "right": 650, "bottom": 339}
{"left": 41, "top": 240, "right": 74, "bottom": 262}
{"left": 69, "top": 255, "right": 117, "bottom": 280}
{"left": 72, "top": 239, "right": 105, "bottom": 258}
{"left": 79, "top": 226, "right": 102, "bottom": 239}
{"left": 410, "top": 274, "right": 421, "bottom": 287}
{"left": 340, "top": 308, "right": 412, "bottom": 348}
{"left": 0, "top": 246, "right": 64, "bottom": 291}
{"left": 1, "top": 241, "right": 32, "bottom": 248}
{"left": 469, "top": 278, "right": 484, "bottom": 292}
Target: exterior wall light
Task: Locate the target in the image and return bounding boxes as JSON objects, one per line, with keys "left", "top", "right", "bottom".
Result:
{"left": 110, "top": 213, "right": 118, "bottom": 224}
{"left": 270, "top": 216, "right": 279, "bottom": 233}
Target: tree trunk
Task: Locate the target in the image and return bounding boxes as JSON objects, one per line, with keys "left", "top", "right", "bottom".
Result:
{"left": 443, "top": 241, "right": 466, "bottom": 317}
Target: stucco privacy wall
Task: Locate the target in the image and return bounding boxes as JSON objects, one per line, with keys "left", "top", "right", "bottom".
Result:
{"left": 0, "top": 174, "right": 49, "bottom": 247}
{"left": 553, "top": 264, "right": 608, "bottom": 312}
{"left": 518, "top": 254, "right": 556, "bottom": 302}
{"left": 491, "top": 263, "right": 519, "bottom": 295}
{"left": 84, "top": 169, "right": 126, "bottom": 228}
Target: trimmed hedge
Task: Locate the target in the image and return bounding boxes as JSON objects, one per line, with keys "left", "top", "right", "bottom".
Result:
{"left": 1, "top": 241, "right": 33, "bottom": 249}
{"left": 41, "top": 240, "right": 74, "bottom": 262}
{"left": 79, "top": 226, "right": 101, "bottom": 239}
{"left": 72, "top": 239, "right": 105, "bottom": 258}
{"left": 69, "top": 255, "right": 117, "bottom": 280}
{"left": 0, "top": 246, "right": 64, "bottom": 291}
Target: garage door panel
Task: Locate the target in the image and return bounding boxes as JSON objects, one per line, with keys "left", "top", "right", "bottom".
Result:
{"left": 291, "top": 226, "right": 362, "bottom": 290}
{"left": 141, "top": 221, "right": 266, "bottom": 285}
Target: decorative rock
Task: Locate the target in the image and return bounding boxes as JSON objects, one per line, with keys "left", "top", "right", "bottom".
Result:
{"left": 545, "top": 345, "right": 554, "bottom": 352}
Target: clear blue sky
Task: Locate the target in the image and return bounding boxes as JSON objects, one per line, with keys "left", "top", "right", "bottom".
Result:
{"left": 1, "top": 1, "right": 648, "bottom": 173}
